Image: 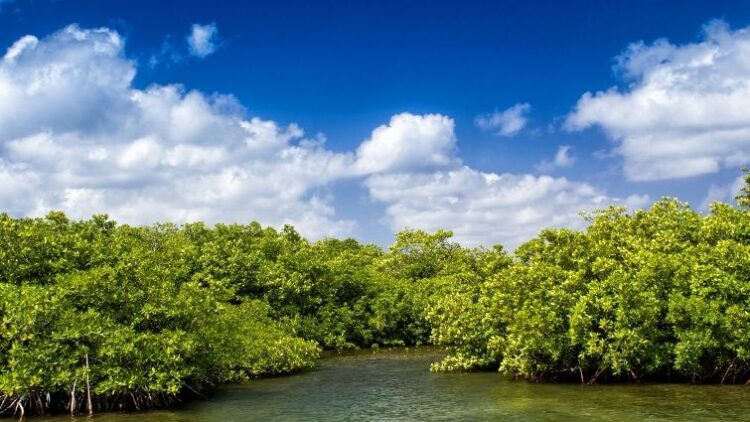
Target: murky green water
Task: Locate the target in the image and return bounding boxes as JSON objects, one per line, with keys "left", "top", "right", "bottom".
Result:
{"left": 41, "top": 348, "right": 750, "bottom": 421}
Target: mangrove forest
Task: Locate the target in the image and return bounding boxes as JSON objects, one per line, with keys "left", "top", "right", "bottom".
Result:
{"left": 1, "top": 169, "right": 750, "bottom": 418}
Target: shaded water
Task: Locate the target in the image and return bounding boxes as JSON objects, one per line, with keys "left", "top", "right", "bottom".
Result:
{"left": 42, "top": 348, "right": 750, "bottom": 421}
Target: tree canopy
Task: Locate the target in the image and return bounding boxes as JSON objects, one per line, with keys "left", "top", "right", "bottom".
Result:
{"left": 1, "top": 170, "right": 750, "bottom": 417}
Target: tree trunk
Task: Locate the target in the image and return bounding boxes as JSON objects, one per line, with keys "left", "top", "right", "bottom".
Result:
{"left": 70, "top": 379, "right": 77, "bottom": 416}
{"left": 86, "top": 353, "right": 93, "bottom": 415}
{"left": 721, "top": 359, "right": 735, "bottom": 385}
{"left": 587, "top": 367, "right": 606, "bottom": 385}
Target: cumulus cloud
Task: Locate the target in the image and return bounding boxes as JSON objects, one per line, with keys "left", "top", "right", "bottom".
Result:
{"left": 566, "top": 20, "right": 750, "bottom": 181}
{"left": 365, "top": 168, "right": 645, "bottom": 249}
{"left": 0, "top": 24, "right": 645, "bottom": 248}
{"left": 355, "top": 124, "right": 644, "bottom": 248}
{"left": 354, "top": 113, "right": 458, "bottom": 174}
{"left": 0, "top": 24, "right": 354, "bottom": 239}
{"left": 474, "top": 103, "right": 531, "bottom": 137}
{"left": 187, "top": 23, "right": 218, "bottom": 58}
{"left": 535, "top": 145, "right": 575, "bottom": 173}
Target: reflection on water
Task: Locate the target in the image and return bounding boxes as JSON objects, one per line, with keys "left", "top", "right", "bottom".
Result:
{"left": 39, "top": 348, "right": 750, "bottom": 421}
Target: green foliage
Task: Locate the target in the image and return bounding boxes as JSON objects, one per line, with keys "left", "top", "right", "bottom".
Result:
{"left": 0, "top": 215, "right": 318, "bottom": 416}
{"left": 430, "top": 190, "right": 750, "bottom": 384}
{"left": 374, "top": 230, "right": 509, "bottom": 347}
{"left": 0, "top": 214, "right": 513, "bottom": 416}
{"left": 3, "top": 168, "right": 750, "bottom": 416}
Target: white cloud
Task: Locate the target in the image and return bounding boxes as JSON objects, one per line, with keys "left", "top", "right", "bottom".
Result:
{"left": 354, "top": 113, "right": 458, "bottom": 174}
{"left": 0, "top": 24, "right": 646, "bottom": 248}
{"left": 187, "top": 23, "right": 219, "bottom": 58}
{"left": 474, "top": 103, "right": 531, "bottom": 137}
{"left": 0, "top": 24, "right": 354, "bottom": 239}
{"left": 536, "top": 145, "right": 575, "bottom": 173}
{"left": 566, "top": 20, "right": 750, "bottom": 181}
{"left": 0, "top": 159, "right": 40, "bottom": 215}
{"left": 354, "top": 114, "right": 636, "bottom": 249}
{"left": 3, "top": 35, "right": 38, "bottom": 63}
{"left": 365, "top": 167, "right": 642, "bottom": 249}
{"left": 700, "top": 175, "right": 745, "bottom": 210}
{"left": 0, "top": 25, "right": 134, "bottom": 140}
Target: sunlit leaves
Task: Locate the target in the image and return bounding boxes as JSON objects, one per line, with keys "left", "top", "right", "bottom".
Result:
{"left": 430, "top": 180, "right": 750, "bottom": 383}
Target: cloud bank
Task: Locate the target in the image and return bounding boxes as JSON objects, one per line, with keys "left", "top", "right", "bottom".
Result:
{"left": 366, "top": 169, "right": 642, "bottom": 248}
{"left": 0, "top": 25, "right": 353, "bottom": 238}
{"left": 0, "top": 24, "right": 638, "bottom": 248}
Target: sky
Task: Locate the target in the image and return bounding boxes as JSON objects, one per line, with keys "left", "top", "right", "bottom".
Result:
{"left": 2, "top": 0, "right": 750, "bottom": 249}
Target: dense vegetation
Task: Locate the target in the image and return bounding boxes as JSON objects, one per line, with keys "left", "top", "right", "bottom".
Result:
{"left": 1, "top": 170, "right": 749, "bottom": 417}
{"left": 0, "top": 216, "right": 320, "bottom": 417}
{"left": 430, "top": 169, "right": 750, "bottom": 384}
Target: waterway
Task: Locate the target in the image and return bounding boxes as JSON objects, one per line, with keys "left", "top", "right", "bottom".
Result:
{"left": 42, "top": 348, "right": 750, "bottom": 421}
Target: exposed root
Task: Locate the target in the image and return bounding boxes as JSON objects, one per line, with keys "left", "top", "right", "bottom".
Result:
{"left": 0, "top": 390, "right": 183, "bottom": 418}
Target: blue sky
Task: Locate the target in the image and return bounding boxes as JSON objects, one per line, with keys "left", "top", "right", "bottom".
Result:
{"left": 2, "top": 0, "right": 750, "bottom": 248}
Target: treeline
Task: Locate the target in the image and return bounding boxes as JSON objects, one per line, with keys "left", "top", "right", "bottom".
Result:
{"left": 0, "top": 215, "right": 321, "bottom": 417}
{"left": 430, "top": 170, "right": 750, "bottom": 384}
{"left": 1, "top": 171, "right": 749, "bottom": 416}
{"left": 0, "top": 209, "right": 506, "bottom": 417}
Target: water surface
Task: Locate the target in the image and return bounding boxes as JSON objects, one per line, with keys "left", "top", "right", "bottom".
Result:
{"left": 43, "top": 348, "right": 750, "bottom": 421}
